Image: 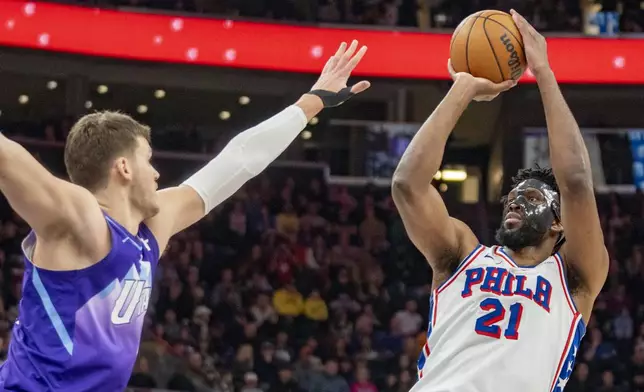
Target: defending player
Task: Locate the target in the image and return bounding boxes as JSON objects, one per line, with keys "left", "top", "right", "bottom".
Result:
{"left": 0, "top": 41, "right": 369, "bottom": 391}
{"left": 392, "top": 11, "right": 607, "bottom": 392}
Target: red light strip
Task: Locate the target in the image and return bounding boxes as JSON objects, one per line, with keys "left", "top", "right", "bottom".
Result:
{"left": 0, "top": 1, "right": 643, "bottom": 84}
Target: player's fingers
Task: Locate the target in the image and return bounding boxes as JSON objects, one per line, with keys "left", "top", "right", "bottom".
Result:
{"left": 473, "top": 94, "right": 498, "bottom": 102}
{"left": 447, "top": 59, "right": 457, "bottom": 78}
{"left": 350, "top": 80, "right": 371, "bottom": 94}
{"left": 510, "top": 9, "right": 537, "bottom": 38}
{"left": 337, "top": 40, "right": 359, "bottom": 69}
{"left": 342, "top": 45, "right": 368, "bottom": 74}
{"left": 322, "top": 55, "right": 339, "bottom": 74}
{"left": 334, "top": 42, "right": 347, "bottom": 59}
{"left": 494, "top": 79, "right": 518, "bottom": 92}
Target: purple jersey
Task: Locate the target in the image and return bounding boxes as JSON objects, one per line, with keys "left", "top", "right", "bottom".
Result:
{"left": 0, "top": 213, "right": 160, "bottom": 391}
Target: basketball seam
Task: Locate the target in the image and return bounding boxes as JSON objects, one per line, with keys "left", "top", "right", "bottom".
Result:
{"left": 482, "top": 16, "right": 526, "bottom": 53}
{"left": 450, "top": 20, "right": 468, "bottom": 55}
{"left": 480, "top": 12, "right": 511, "bottom": 19}
{"left": 482, "top": 17, "right": 505, "bottom": 82}
{"left": 465, "top": 16, "right": 481, "bottom": 75}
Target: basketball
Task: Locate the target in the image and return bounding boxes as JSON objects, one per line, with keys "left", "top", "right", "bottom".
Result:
{"left": 450, "top": 10, "right": 527, "bottom": 83}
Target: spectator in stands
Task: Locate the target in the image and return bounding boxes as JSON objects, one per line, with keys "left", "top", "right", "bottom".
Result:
{"left": 598, "top": 369, "right": 627, "bottom": 392}
{"left": 310, "top": 358, "right": 350, "bottom": 392}
{"left": 304, "top": 290, "right": 329, "bottom": 321}
{"left": 273, "top": 284, "right": 304, "bottom": 317}
{"left": 350, "top": 365, "right": 378, "bottom": 392}
{"left": 277, "top": 203, "right": 300, "bottom": 241}
{"left": 567, "top": 362, "right": 591, "bottom": 392}
{"left": 229, "top": 201, "right": 248, "bottom": 240}
{"left": 391, "top": 299, "right": 423, "bottom": 337}
{"left": 255, "top": 342, "right": 279, "bottom": 388}
{"left": 269, "top": 363, "right": 304, "bottom": 392}
{"left": 241, "top": 371, "right": 263, "bottom": 392}
{"left": 128, "top": 357, "right": 157, "bottom": 388}
{"left": 250, "top": 292, "right": 278, "bottom": 327}
{"left": 630, "top": 343, "right": 644, "bottom": 390}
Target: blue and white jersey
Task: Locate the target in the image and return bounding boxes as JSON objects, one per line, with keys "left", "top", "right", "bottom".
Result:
{"left": 413, "top": 245, "right": 585, "bottom": 392}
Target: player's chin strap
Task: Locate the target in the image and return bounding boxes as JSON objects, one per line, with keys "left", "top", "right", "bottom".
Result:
{"left": 307, "top": 87, "right": 355, "bottom": 108}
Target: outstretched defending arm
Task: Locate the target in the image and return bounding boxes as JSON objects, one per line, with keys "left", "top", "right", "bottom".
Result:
{"left": 392, "top": 62, "right": 515, "bottom": 276}
{"left": 145, "top": 40, "right": 371, "bottom": 250}
{"left": 512, "top": 10, "right": 607, "bottom": 321}
{"left": 0, "top": 135, "right": 106, "bottom": 254}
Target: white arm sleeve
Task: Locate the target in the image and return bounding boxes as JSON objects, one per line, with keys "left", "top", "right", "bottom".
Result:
{"left": 182, "top": 105, "right": 308, "bottom": 213}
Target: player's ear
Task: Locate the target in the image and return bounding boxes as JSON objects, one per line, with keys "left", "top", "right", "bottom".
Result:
{"left": 113, "top": 156, "right": 134, "bottom": 183}
{"left": 551, "top": 219, "right": 563, "bottom": 234}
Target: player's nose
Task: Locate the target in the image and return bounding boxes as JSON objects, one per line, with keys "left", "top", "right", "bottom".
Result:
{"left": 508, "top": 201, "right": 522, "bottom": 213}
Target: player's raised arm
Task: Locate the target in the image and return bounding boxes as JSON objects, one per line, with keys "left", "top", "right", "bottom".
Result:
{"left": 511, "top": 10, "right": 608, "bottom": 319}
{"left": 0, "top": 135, "right": 106, "bottom": 255}
{"left": 145, "top": 40, "right": 371, "bottom": 249}
{"left": 391, "top": 62, "right": 515, "bottom": 274}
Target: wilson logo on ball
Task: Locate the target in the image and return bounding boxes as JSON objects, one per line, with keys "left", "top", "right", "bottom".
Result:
{"left": 501, "top": 33, "right": 523, "bottom": 80}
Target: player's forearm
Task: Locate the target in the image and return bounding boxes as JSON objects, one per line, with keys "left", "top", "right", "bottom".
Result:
{"left": 536, "top": 69, "right": 593, "bottom": 189}
{"left": 183, "top": 103, "right": 309, "bottom": 213}
{"left": 393, "top": 79, "right": 474, "bottom": 188}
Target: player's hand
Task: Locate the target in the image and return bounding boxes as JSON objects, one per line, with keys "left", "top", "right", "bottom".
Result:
{"left": 309, "top": 40, "right": 371, "bottom": 97}
{"left": 448, "top": 59, "right": 516, "bottom": 102}
{"left": 510, "top": 9, "right": 550, "bottom": 77}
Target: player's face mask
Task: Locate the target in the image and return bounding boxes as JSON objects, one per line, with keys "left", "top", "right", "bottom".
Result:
{"left": 495, "top": 179, "right": 562, "bottom": 251}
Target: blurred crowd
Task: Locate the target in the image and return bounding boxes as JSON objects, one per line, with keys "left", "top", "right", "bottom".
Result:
{"left": 0, "top": 123, "right": 640, "bottom": 392}
{"left": 128, "top": 175, "right": 431, "bottom": 392}
{"left": 48, "top": 0, "right": 644, "bottom": 32}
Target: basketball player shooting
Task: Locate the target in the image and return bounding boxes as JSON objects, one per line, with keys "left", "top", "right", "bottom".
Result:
{"left": 392, "top": 11, "right": 607, "bottom": 392}
{"left": 0, "top": 41, "right": 369, "bottom": 391}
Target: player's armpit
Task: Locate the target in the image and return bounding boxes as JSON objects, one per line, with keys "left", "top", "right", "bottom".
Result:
{"left": 144, "top": 186, "right": 204, "bottom": 251}
{"left": 0, "top": 136, "right": 108, "bottom": 262}
{"left": 391, "top": 179, "right": 479, "bottom": 274}
{"left": 559, "top": 180, "right": 609, "bottom": 320}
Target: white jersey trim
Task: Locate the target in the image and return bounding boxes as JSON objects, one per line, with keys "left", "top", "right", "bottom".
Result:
{"left": 417, "top": 245, "right": 486, "bottom": 380}
{"left": 436, "top": 244, "right": 486, "bottom": 295}
{"left": 552, "top": 252, "right": 580, "bottom": 316}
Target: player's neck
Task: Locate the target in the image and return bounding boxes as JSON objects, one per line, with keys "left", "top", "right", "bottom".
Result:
{"left": 502, "top": 245, "right": 553, "bottom": 267}
{"left": 93, "top": 189, "right": 144, "bottom": 235}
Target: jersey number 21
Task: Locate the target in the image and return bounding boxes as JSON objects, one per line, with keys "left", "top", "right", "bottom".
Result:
{"left": 475, "top": 298, "right": 524, "bottom": 340}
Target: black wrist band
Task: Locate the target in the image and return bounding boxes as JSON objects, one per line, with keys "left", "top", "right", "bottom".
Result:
{"left": 307, "top": 87, "right": 355, "bottom": 108}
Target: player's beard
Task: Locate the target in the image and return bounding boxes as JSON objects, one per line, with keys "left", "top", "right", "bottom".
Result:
{"left": 495, "top": 219, "right": 547, "bottom": 251}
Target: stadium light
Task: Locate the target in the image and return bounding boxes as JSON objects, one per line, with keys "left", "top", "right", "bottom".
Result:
{"left": 441, "top": 169, "right": 467, "bottom": 182}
